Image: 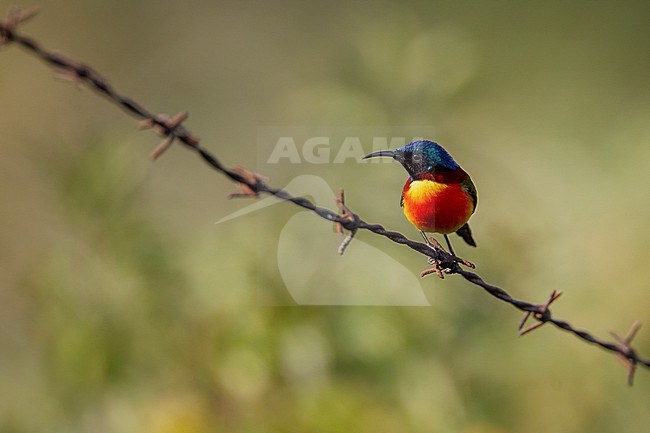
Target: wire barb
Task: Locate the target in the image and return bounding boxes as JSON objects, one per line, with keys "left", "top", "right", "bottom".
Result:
{"left": 610, "top": 321, "right": 641, "bottom": 386}
{"left": 420, "top": 265, "right": 445, "bottom": 279}
{"left": 139, "top": 112, "right": 189, "bottom": 160}
{"left": 419, "top": 236, "right": 476, "bottom": 280}
{"left": 420, "top": 240, "right": 450, "bottom": 279}
{"left": 2, "top": 9, "right": 649, "bottom": 385}
{"left": 0, "top": 7, "right": 38, "bottom": 46}
{"left": 226, "top": 166, "right": 269, "bottom": 198}
{"left": 50, "top": 54, "right": 91, "bottom": 87}
{"left": 335, "top": 188, "right": 359, "bottom": 255}
{"left": 518, "top": 290, "right": 562, "bottom": 336}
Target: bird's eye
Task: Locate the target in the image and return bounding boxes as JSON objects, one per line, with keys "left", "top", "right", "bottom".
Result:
{"left": 404, "top": 149, "right": 413, "bottom": 161}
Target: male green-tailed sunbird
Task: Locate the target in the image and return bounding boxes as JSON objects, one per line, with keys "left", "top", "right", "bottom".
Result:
{"left": 363, "top": 140, "right": 477, "bottom": 259}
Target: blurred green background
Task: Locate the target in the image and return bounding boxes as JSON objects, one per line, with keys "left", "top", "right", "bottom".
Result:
{"left": 1, "top": 0, "right": 649, "bottom": 432}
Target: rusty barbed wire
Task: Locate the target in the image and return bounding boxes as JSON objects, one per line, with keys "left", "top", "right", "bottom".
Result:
{"left": 335, "top": 188, "right": 359, "bottom": 255}
{"left": 1, "top": 10, "right": 648, "bottom": 385}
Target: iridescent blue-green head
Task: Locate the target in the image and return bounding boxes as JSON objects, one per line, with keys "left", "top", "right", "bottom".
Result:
{"left": 363, "top": 140, "right": 459, "bottom": 179}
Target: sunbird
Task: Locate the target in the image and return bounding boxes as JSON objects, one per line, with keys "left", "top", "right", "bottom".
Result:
{"left": 363, "top": 140, "right": 477, "bottom": 258}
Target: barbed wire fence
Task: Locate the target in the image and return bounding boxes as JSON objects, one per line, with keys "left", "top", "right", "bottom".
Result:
{"left": 2, "top": 8, "right": 648, "bottom": 385}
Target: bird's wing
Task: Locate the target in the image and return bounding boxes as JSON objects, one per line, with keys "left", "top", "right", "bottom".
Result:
{"left": 461, "top": 177, "right": 478, "bottom": 213}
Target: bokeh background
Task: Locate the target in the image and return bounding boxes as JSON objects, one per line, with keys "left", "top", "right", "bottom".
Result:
{"left": 1, "top": 0, "right": 649, "bottom": 432}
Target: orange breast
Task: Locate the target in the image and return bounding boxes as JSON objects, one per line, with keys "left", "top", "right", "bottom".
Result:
{"left": 402, "top": 178, "right": 473, "bottom": 234}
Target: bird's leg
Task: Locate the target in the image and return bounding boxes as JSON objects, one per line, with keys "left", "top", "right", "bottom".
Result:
{"left": 444, "top": 234, "right": 475, "bottom": 269}
{"left": 420, "top": 231, "right": 444, "bottom": 263}
{"left": 420, "top": 231, "right": 444, "bottom": 248}
{"left": 418, "top": 231, "right": 447, "bottom": 278}
{"left": 443, "top": 234, "right": 456, "bottom": 256}
{"left": 419, "top": 231, "right": 475, "bottom": 279}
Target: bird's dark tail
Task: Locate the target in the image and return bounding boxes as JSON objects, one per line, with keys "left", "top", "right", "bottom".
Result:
{"left": 456, "top": 223, "right": 476, "bottom": 247}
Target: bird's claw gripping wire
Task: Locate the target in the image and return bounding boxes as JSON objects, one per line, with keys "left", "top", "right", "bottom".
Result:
{"left": 419, "top": 234, "right": 475, "bottom": 279}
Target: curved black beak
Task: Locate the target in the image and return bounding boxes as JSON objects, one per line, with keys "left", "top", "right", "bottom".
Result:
{"left": 362, "top": 150, "right": 403, "bottom": 162}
